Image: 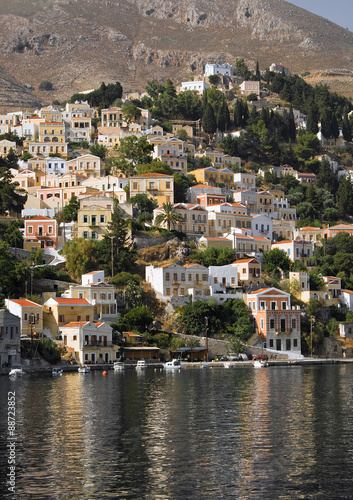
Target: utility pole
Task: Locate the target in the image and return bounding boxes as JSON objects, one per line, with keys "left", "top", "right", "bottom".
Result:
{"left": 310, "top": 316, "right": 314, "bottom": 358}
{"left": 205, "top": 317, "right": 209, "bottom": 362}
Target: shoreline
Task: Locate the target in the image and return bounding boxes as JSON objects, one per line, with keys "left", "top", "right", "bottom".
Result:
{"left": 2, "top": 357, "right": 353, "bottom": 375}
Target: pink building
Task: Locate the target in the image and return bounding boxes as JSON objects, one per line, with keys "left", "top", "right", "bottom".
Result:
{"left": 24, "top": 216, "right": 58, "bottom": 251}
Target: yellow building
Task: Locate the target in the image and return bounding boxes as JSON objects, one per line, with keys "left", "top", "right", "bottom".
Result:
{"left": 43, "top": 297, "right": 95, "bottom": 338}
{"left": 192, "top": 166, "right": 237, "bottom": 190}
{"left": 77, "top": 204, "right": 112, "bottom": 240}
{"left": 0, "top": 140, "right": 16, "bottom": 157}
{"left": 129, "top": 173, "right": 174, "bottom": 204}
{"left": 39, "top": 121, "right": 66, "bottom": 144}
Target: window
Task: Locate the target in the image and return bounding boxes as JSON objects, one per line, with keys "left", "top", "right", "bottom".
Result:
{"left": 83, "top": 215, "right": 89, "bottom": 223}
{"left": 271, "top": 302, "right": 276, "bottom": 310}
{"left": 133, "top": 182, "right": 138, "bottom": 190}
{"left": 77, "top": 316, "right": 81, "bottom": 321}
{"left": 28, "top": 226, "right": 33, "bottom": 234}
{"left": 252, "top": 301, "right": 255, "bottom": 310}
{"left": 100, "top": 215, "right": 105, "bottom": 223}
{"left": 73, "top": 335, "right": 77, "bottom": 341}
{"left": 269, "top": 339, "right": 274, "bottom": 348}
{"left": 292, "top": 318, "right": 297, "bottom": 330}
{"left": 83, "top": 231, "right": 89, "bottom": 238}
{"left": 231, "top": 277, "right": 235, "bottom": 284}
{"left": 59, "top": 315, "right": 64, "bottom": 322}
{"left": 202, "top": 274, "right": 208, "bottom": 282}
{"left": 181, "top": 273, "right": 185, "bottom": 282}
{"left": 173, "top": 273, "right": 178, "bottom": 281}
{"left": 270, "top": 318, "right": 275, "bottom": 330}
{"left": 166, "top": 288, "right": 170, "bottom": 295}
{"left": 280, "top": 319, "right": 286, "bottom": 332}
{"left": 24, "top": 313, "right": 28, "bottom": 321}
{"left": 100, "top": 293, "right": 106, "bottom": 300}
{"left": 293, "top": 339, "right": 298, "bottom": 347}
{"left": 282, "top": 302, "right": 287, "bottom": 310}
{"left": 166, "top": 182, "right": 171, "bottom": 189}
{"left": 166, "top": 273, "right": 170, "bottom": 281}
{"left": 214, "top": 277, "right": 218, "bottom": 284}
{"left": 260, "top": 318, "right": 264, "bottom": 330}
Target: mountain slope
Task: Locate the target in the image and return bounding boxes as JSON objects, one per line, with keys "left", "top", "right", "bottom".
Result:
{"left": 0, "top": 0, "right": 352, "bottom": 107}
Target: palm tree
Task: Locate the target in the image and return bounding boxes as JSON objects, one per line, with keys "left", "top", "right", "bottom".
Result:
{"left": 154, "top": 202, "right": 183, "bottom": 232}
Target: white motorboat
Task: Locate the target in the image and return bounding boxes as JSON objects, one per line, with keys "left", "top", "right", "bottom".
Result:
{"left": 78, "top": 365, "right": 91, "bottom": 373}
{"left": 113, "top": 361, "right": 125, "bottom": 371}
{"left": 163, "top": 359, "right": 182, "bottom": 370}
{"left": 9, "top": 368, "right": 26, "bottom": 377}
{"left": 52, "top": 368, "right": 63, "bottom": 376}
{"left": 136, "top": 360, "right": 147, "bottom": 370}
{"left": 223, "top": 362, "right": 236, "bottom": 369}
{"left": 254, "top": 360, "right": 269, "bottom": 368}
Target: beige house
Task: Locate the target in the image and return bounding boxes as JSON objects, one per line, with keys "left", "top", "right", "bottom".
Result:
{"left": 153, "top": 203, "right": 209, "bottom": 236}
{"left": 0, "top": 139, "right": 16, "bottom": 157}
{"left": 60, "top": 321, "right": 120, "bottom": 365}
{"left": 67, "top": 154, "right": 103, "bottom": 178}
{"left": 130, "top": 173, "right": 174, "bottom": 205}
{"left": 43, "top": 297, "right": 95, "bottom": 337}
{"left": 232, "top": 258, "right": 263, "bottom": 288}
{"left": 5, "top": 299, "right": 43, "bottom": 338}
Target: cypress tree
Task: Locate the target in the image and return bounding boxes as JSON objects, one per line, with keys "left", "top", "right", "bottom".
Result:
{"left": 202, "top": 103, "right": 216, "bottom": 135}
{"left": 342, "top": 107, "right": 352, "bottom": 142}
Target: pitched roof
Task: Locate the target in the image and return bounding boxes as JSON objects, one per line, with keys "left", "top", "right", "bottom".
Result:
{"left": 52, "top": 298, "right": 91, "bottom": 305}
{"left": 8, "top": 299, "right": 41, "bottom": 307}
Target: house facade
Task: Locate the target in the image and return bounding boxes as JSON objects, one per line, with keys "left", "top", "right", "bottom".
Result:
{"left": 59, "top": 321, "right": 120, "bottom": 364}
{"left": 5, "top": 299, "right": 43, "bottom": 337}
{"left": 0, "top": 310, "right": 21, "bottom": 369}
{"left": 246, "top": 287, "right": 301, "bottom": 355}
{"left": 23, "top": 216, "right": 58, "bottom": 251}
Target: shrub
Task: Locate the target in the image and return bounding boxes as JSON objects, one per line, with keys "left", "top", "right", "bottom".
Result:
{"left": 38, "top": 80, "right": 53, "bottom": 91}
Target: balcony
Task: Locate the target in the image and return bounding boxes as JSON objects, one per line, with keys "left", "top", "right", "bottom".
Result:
{"left": 83, "top": 341, "right": 112, "bottom": 347}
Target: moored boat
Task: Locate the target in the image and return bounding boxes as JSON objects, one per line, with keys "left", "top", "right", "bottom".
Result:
{"left": 113, "top": 361, "right": 125, "bottom": 371}
{"left": 254, "top": 359, "right": 269, "bottom": 368}
{"left": 78, "top": 364, "right": 91, "bottom": 373}
{"left": 136, "top": 360, "right": 147, "bottom": 370}
{"left": 163, "top": 359, "right": 182, "bottom": 370}
{"left": 52, "top": 368, "right": 63, "bottom": 376}
{"left": 9, "top": 368, "right": 26, "bottom": 377}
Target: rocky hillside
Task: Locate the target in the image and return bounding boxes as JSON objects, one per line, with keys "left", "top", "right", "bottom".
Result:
{"left": 0, "top": 0, "right": 352, "bottom": 108}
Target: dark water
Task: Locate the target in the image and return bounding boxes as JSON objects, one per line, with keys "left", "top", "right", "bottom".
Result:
{"left": 1, "top": 364, "right": 353, "bottom": 499}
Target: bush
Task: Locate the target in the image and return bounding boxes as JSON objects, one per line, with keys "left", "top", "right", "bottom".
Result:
{"left": 38, "top": 80, "right": 53, "bottom": 91}
{"left": 37, "top": 339, "right": 62, "bottom": 364}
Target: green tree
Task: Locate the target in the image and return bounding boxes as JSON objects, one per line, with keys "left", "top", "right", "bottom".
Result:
{"left": 208, "top": 74, "right": 220, "bottom": 86}
{"left": 0, "top": 161, "right": 27, "bottom": 215}
{"left": 61, "top": 195, "right": 79, "bottom": 222}
{"left": 0, "top": 242, "right": 29, "bottom": 298}
{"left": 97, "top": 201, "right": 136, "bottom": 276}
{"left": 113, "top": 306, "right": 153, "bottom": 333}
{"left": 202, "top": 103, "right": 216, "bottom": 135}
{"left": 118, "top": 136, "right": 153, "bottom": 166}
{"left": 342, "top": 107, "right": 352, "bottom": 142}
{"left": 122, "top": 103, "right": 142, "bottom": 124}
{"left": 154, "top": 202, "right": 183, "bottom": 231}
{"left": 61, "top": 238, "right": 98, "bottom": 279}
{"left": 89, "top": 144, "right": 108, "bottom": 161}
{"left": 263, "top": 248, "right": 291, "bottom": 274}
{"left": 125, "top": 279, "right": 144, "bottom": 309}
{"left": 129, "top": 193, "right": 157, "bottom": 213}
{"left": 38, "top": 81, "right": 53, "bottom": 91}
{"left": 136, "top": 161, "right": 172, "bottom": 175}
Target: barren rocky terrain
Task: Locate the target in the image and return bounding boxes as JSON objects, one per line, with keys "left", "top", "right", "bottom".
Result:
{"left": 0, "top": 0, "right": 352, "bottom": 108}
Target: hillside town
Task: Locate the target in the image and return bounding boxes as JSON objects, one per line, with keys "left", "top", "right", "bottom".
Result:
{"left": 2, "top": 60, "right": 353, "bottom": 371}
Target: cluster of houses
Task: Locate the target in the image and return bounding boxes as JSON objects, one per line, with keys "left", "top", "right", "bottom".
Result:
{"left": 2, "top": 64, "right": 353, "bottom": 366}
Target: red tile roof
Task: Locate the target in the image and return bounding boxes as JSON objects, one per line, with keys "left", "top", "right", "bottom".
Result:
{"left": 53, "top": 298, "right": 91, "bottom": 305}
{"left": 8, "top": 299, "right": 41, "bottom": 307}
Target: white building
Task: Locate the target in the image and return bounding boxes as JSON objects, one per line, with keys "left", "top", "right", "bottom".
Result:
{"left": 181, "top": 81, "right": 210, "bottom": 94}
{"left": 45, "top": 157, "right": 67, "bottom": 175}
{"left": 204, "top": 63, "right": 234, "bottom": 77}
{"left": 251, "top": 214, "right": 272, "bottom": 239}
{"left": 59, "top": 321, "right": 120, "bottom": 364}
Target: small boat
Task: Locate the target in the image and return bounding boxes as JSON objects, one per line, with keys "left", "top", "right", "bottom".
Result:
{"left": 78, "top": 365, "right": 91, "bottom": 373}
{"left": 201, "top": 362, "right": 210, "bottom": 369}
{"left": 254, "top": 360, "right": 269, "bottom": 368}
{"left": 223, "top": 362, "right": 236, "bottom": 369}
{"left": 9, "top": 368, "right": 26, "bottom": 377}
{"left": 136, "top": 360, "right": 147, "bottom": 370}
{"left": 113, "top": 361, "right": 125, "bottom": 371}
{"left": 163, "top": 359, "right": 182, "bottom": 370}
{"left": 52, "top": 368, "right": 63, "bottom": 376}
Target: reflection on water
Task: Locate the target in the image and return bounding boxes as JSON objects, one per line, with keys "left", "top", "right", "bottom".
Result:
{"left": 1, "top": 365, "right": 353, "bottom": 498}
